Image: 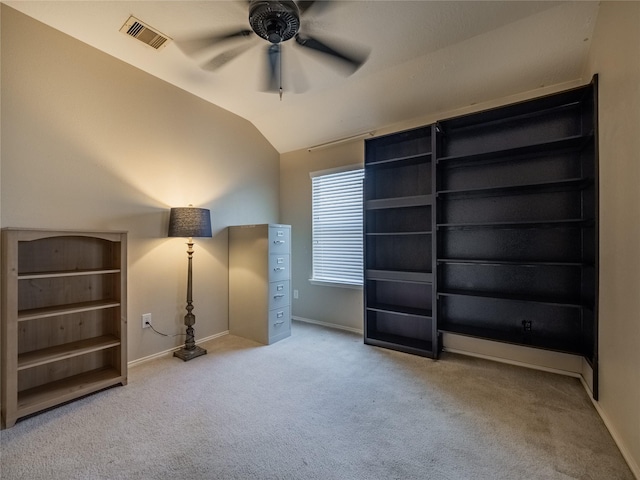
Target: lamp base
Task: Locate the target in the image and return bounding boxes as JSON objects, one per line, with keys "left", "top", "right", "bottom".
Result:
{"left": 173, "top": 345, "right": 207, "bottom": 362}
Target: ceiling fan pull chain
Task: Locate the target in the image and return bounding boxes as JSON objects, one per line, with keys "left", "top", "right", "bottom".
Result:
{"left": 279, "top": 45, "right": 283, "bottom": 101}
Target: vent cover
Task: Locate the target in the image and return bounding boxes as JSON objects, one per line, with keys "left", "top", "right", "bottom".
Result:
{"left": 120, "top": 16, "right": 171, "bottom": 50}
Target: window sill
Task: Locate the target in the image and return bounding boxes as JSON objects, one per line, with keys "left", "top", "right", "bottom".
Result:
{"left": 309, "top": 279, "right": 363, "bottom": 290}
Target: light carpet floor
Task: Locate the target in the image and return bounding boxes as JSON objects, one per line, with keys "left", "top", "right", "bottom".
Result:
{"left": 0, "top": 321, "right": 633, "bottom": 479}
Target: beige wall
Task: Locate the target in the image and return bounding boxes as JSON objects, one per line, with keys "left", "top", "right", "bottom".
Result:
{"left": 583, "top": 2, "right": 640, "bottom": 476}
{"left": 280, "top": 141, "right": 365, "bottom": 332}
{"left": 0, "top": 6, "right": 280, "bottom": 362}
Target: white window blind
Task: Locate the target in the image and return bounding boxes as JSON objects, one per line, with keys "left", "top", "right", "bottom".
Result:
{"left": 311, "top": 167, "right": 364, "bottom": 286}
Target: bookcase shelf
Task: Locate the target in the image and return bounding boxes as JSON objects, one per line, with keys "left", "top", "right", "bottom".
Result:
{"left": 435, "top": 134, "right": 593, "bottom": 168}
{"left": 437, "top": 290, "right": 585, "bottom": 309}
{"left": 437, "top": 219, "right": 590, "bottom": 230}
{"left": 18, "top": 367, "right": 122, "bottom": 418}
{"left": 436, "top": 177, "right": 592, "bottom": 198}
{"left": 1, "top": 229, "right": 128, "bottom": 428}
{"left": 18, "top": 300, "right": 121, "bottom": 322}
{"left": 18, "top": 335, "right": 121, "bottom": 370}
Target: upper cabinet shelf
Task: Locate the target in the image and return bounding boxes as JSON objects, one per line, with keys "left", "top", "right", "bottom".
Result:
{"left": 436, "top": 85, "right": 594, "bottom": 163}
{"left": 366, "top": 152, "right": 431, "bottom": 168}
{"left": 365, "top": 126, "right": 432, "bottom": 165}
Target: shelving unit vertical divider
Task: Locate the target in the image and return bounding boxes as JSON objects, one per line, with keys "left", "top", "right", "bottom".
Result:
{"left": 431, "top": 123, "right": 441, "bottom": 355}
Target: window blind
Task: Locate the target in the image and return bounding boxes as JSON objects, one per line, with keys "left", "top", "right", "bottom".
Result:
{"left": 311, "top": 167, "right": 364, "bottom": 286}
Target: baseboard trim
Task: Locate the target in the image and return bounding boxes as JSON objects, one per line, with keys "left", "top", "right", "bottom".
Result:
{"left": 580, "top": 377, "right": 640, "bottom": 480}
{"left": 293, "top": 316, "right": 363, "bottom": 335}
{"left": 128, "top": 331, "right": 229, "bottom": 368}
{"left": 442, "top": 347, "right": 583, "bottom": 379}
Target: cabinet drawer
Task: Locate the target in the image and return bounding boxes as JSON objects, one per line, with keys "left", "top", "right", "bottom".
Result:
{"left": 268, "top": 306, "right": 291, "bottom": 341}
{"left": 269, "top": 254, "right": 290, "bottom": 281}
{"left": 269, "top": 280, "right": 290, "bottom": 309}
{"left": 269, "top": 226, "right": 290, "bottom": 254}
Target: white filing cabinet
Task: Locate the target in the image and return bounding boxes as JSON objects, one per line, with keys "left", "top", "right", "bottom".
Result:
{"left": 229, "top": 224, "right": 291, "bottom": 344}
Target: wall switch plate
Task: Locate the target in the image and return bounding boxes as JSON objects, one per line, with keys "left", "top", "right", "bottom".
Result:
{"left": 142, "top": 313, "right": 152, "bottom": 328}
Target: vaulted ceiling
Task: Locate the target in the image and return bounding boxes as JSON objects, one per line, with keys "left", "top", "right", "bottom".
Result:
{"left": 4, "top": 1, "right": 599, "bottom": 153}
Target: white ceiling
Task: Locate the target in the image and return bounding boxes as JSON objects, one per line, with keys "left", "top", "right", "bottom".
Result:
{"left": 5, "top": 1, "right": 599, "bottom": 153}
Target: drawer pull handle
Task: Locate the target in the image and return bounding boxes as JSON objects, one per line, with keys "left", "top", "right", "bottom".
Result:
{"left": 273, "top": 294, "right": 285, "bottom": 299}
{"left": 274, "top": 320, "right": 285, "bottom": 326}
{"left": 273, "top": 240, "right": 285, "bottom": 245}
{"left": 274, "top": 267, "right": 285, "bottom": 272}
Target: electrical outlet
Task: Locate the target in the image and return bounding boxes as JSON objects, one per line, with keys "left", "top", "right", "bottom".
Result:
{"left": 142, "top": 313, "right": 152, "bottom": 329}
{"left": 293, "top": 289, "right": 299, "bottom": 299}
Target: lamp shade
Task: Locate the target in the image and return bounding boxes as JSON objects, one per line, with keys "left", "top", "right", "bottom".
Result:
{"left": 168, "top": 207, "right": 212, "bottom": 238}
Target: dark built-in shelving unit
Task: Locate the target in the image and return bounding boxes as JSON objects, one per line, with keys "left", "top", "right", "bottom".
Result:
{"left": 363, "top": 77, "right": 598, "bottom": 394}
{"left": 363, "top": 126, "right": 438, "bottom": 357}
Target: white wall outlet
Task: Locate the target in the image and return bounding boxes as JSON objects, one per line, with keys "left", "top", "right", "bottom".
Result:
{"left": 142, "top": 313, "right": 152, "bottom": 328}
{"left": 293, "top": 289, "right": 299, "bottom": 299}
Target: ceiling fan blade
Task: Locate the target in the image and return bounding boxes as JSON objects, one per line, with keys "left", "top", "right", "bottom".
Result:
{"left": 297, "top": 1, "right": 317, "bottom": 14}
{"left": 175, "top": 29, "right": 253, "bottom": 56}
{"left": 297, "top": 0, "right": 333, "bottom": 15}
{"left": 201, "top": 43, "right": 255, "bottom": 71}
{"left": 288, "top": 50, "right": 309, "bottom": 93}
{"left": 263, "top": 44, "right": 281, "bottom": 92}
{"left": 294, "top": 33, "right": 368, "bottom": 72}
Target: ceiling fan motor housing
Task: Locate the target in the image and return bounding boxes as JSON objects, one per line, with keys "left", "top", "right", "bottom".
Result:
{"left": 249, "top": 0, "right": 301, "bottom": 44}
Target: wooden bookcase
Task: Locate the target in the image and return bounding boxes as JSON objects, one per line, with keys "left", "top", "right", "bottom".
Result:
{"left": 435, "top": 77, "right": 598, "bottom": 391}
{"left": 1, "top": 229, "right": 128, "bottom": 428}
{"left": 363, "top": 126, "right": 439, "bottom": 357}
{"left": 363, "top": 78, "right": 598, "bottom": 394}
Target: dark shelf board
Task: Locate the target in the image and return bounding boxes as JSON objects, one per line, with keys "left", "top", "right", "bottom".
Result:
{"left": 437, "top": 94, "right": 584, "bottom": 134}
{"left": 366, "top": 303, "right": 432, "bottom": 319}
{"left": 366, "top": 270, "right": 433, "bottom": 283}
{"left": 365, "top": 152, "right": 432, "bottom": 167}
{"left": 436, "top": 258, "right": 588, "bottom": 267}
{"left": 439, "top": 323, "right": 585, "bottom": 356}
{"left": 437, "top": 289, "right": 586, "bottom": 309}
{"left": 437, "top": 218, "right": 592, "bottom": 230}
{"left": 365, "top": 334, "right": 435, "bottom": 358}
{"left": 366, "top": 231, "right": 432, "bottom": 237}
{"left": 435, "top": 134, "right": 592, "bottom": 169}
{"left": 436, "top": 177, "right": 593, "bottom": 198}
{"left": 365, "top": 195, "right": 433, "bottom": 210}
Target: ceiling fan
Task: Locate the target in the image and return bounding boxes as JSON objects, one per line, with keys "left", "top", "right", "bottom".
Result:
{"left": 176, "top": 0, "right": 369, "bottom": 98}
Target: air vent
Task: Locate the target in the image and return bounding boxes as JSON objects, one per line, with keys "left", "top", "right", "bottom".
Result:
{"left": 119, "top": 16, "right": 171, "bottom": 50}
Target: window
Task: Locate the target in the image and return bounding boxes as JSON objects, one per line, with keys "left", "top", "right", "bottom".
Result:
{"left": 310, "top": 166, "right": 364, "bottom": 287}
